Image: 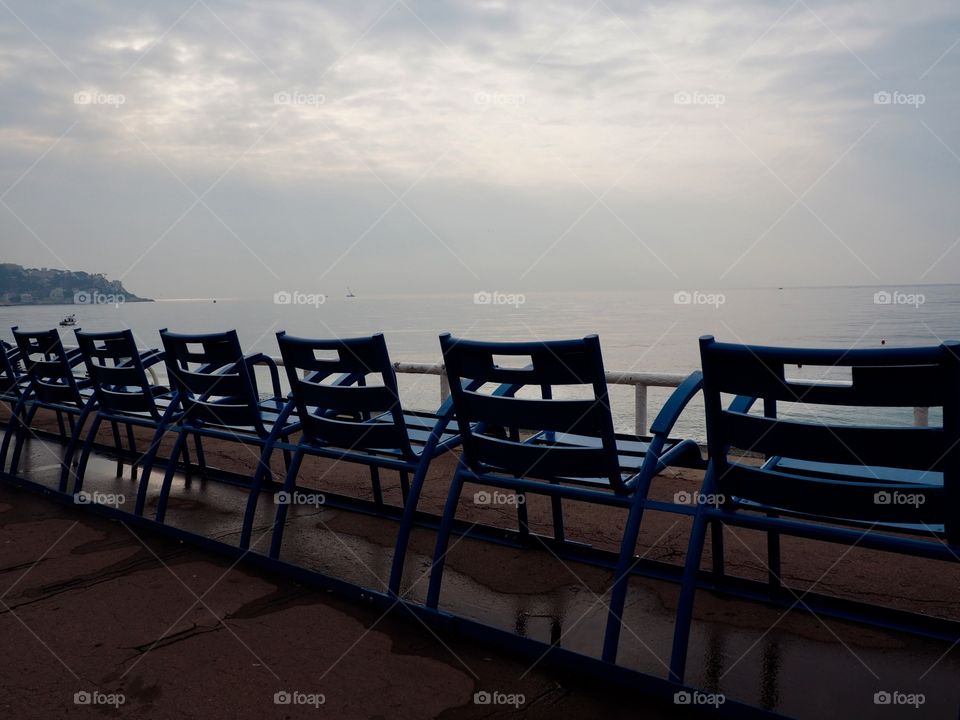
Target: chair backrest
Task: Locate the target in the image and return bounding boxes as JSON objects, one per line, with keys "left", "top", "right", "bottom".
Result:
{"left": 75, "top": 329, "right": 164, "bottom": 419}
{"left": 160, "top": 329, "right": 264, "bottom": 433}
{"left": 699, "top": 335, "right": 960, "bottom": 535}
{"left": 12, "top": 327, "right": 85, "bottom": 407}
{"left": 276, "top": 331, "right": 413, "bottom": 457}
{"left": 0, "top": 340, "right": 24, "bottom": 399}
{"left": 439, "top": 333, "right": 623, "bottom": 489}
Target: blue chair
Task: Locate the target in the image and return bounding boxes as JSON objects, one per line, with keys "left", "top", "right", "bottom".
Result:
{"left": 669, "top": 336, "right": 960, "bottom": 683}
{"left": 0, "top": 339, "right": 30, "bottom": 468}
{"left": 0, "top": 340, "right": 24, "bottom": 401}
{"left": 251, "top": 332, "right": 465, "bottom": 575}
{"left": 156, "top": 329, "right": 298, "bottom": 534}
{"left": 427, "top": 333, "right": 704, "bottom": 663}
{"left": 4, "top": 328, "right": 97, "bottom": 489}
{"left": 70, "top": 329, "right": 182, "bottom": 501}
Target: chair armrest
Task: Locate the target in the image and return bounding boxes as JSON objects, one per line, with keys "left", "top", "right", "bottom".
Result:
{"left": 140, "top": 349, "right": 165, "bottom": 368}
{"left": 245, "top": 353, "right": 283, "bottom": 399}
{"left": 728, "top": 394, "right": 757, "bottom": 414}
{"left": 649, "top": 371, "right": 703, "bottom": 437}
{"left": 626, "top": 372, "right": 704, "bottom": 495}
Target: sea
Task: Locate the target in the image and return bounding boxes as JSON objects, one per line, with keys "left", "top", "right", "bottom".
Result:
{"left": 3, "top": 285, "right": 958, "bottom": 441}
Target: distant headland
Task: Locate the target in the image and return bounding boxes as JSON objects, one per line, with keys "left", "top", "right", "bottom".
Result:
{"left": 0, "top": 263, "right": 151, "bottom": 305}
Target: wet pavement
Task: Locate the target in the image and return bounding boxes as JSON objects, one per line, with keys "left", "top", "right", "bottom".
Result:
{"left": 3, "top": 423, "right": 960, "bottom": 718}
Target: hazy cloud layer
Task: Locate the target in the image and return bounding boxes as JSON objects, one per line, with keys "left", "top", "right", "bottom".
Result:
{"left": 0, "top": 0, "right": 958, "bottom": 298}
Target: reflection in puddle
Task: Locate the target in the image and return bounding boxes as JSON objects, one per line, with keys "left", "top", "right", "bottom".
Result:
{"left": 516, "top": 611, "right": 563, "bottom": 646}
{"left": 760, "top": 639, "right": 782, "bottom": 710}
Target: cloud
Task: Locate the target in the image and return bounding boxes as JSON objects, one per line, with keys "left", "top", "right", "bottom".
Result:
{"left": 0, "top": 0, "right": 958, "bottom": 297}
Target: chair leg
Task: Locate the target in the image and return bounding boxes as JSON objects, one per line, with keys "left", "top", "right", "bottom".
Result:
{"left": 57, "top": 402, "right": 95, "bottom": 493}
{"left": 516, "top": 491, "right": 530, "bottom": 540}
{"left": 550, "top": 494, "right": 565, "bottom": 543}
{"left": 425, "top": 471, "right": 467, "bottom": 609}
{"left": 369, "top": 466, "right": 384, "bottom": 506}
{"left": 239, "top": 402, "right": 296, "bottom": 548}
{"left": 125, "top": 423, "right": 138, "bottom": 479}
{"left": 155, "top": 431, "right": 187, "bottom": 523}
{"left": 110, "top": 421, "right": 123, "bottom": 477}
{"left": 8, "top": 404, "right": 39, "bottom": 477}
{"left": 180, "top": 433, "right": 193, "bottom": 479}
{"left": 70, "top": 415, "right": 103, "bottom": 496}
{"left": 388, "top": 456, "right": 438, "bottom": 596}
{"left": 601, "top": 494, "right": 650, "bottom": 663}
{"left": 767, "top": 513, "right": 782, "bottom": 595}
{"left": 55, "top": 410, "right": 67, "bottom": 439}
{"left": 133, "top": 415, "right": 176, "bottom": 517}
{"left": 0, "top": 399, "right": 30, "bottom": 472}
{"left": 711, "top": 521, "right": 725, "bottom": 580}
{"left": 268, "top": 447, "right": 306, "bottom": 559}
{"left": 669, "top": 507, "right": 713, "bottom": 684}
{"left": 398, "top": 470, "right": 410, "bottom": 504}
{"left": 239, "top": 438, "right": 284, "bottom": 551}
{"left": 193, "top": 433, "right": 207, "bottom": 471}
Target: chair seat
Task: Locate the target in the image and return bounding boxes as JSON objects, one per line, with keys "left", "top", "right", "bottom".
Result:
{"left": 768, "top": 457, "right": 941, "bottom": 486}
{"left": 184, "top": 397, "right": 298, "bottom": 438}
{"left": 95, "top": 389, "right": 178, "bottom": 423}
{"left": 25, "top": 385, "right": 96, "bottom": 413}
{"left": 726, "top": 456, "right": 946, "bottom": 534}
{"left": 0, "top": 386, "right": 27, "bottom": 403}
{"left": 295, "top": 410, "right": 462, "bottom": 460}
{"left": 511, "top": 430, "right": 685, "bottom": 490}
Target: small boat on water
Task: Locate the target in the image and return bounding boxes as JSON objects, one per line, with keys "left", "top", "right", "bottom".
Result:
{"left": 59, "top": 314, "right": 77, "bottom": 327}
{"left": 346, "top": 287, "right": 356, "bottom": 298}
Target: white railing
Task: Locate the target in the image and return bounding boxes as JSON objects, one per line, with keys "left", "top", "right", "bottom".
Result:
{"left": 389, "top": 362, "right": 934, "bottom": 434}
{"left": 392, "top": 361, "right": 688, "bottom": 435}
{"left": 62, "top": 347, "right": 933, "bottom": 436}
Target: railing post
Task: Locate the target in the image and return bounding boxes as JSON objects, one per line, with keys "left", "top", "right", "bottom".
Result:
{"left": 635, "top": 384, "right": 648, "bottom": 436}
{"left": 914, "top": 407, "right": 929, "bottom": 427}
{"left": 440, "top": 368, "right": 450, "bottom": 405}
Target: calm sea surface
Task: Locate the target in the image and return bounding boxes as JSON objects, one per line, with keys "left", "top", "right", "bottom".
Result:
{"left": 3, "top": 286, "right": 958, "bottom": 439}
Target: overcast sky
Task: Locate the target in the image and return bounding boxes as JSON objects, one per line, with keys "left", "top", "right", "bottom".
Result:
{"left": 0, "top": 0, "right": 958, "bottom": 299}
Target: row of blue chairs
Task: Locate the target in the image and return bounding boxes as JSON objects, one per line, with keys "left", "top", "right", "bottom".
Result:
{"left": 0, "top": 326, "right": 704, "bottom": 666}
{"left": 1, "top": 327, "right": 957, "bottom": 686}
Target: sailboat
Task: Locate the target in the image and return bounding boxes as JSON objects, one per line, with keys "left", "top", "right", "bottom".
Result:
{"left": 346, "top": 287, "right": 356, "bottom": 298}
